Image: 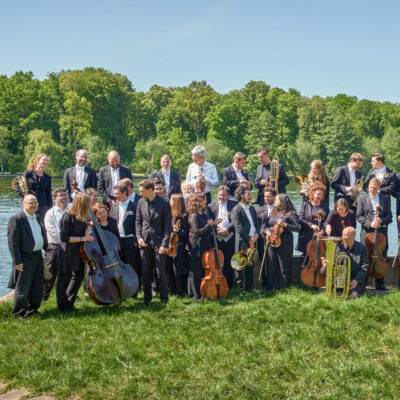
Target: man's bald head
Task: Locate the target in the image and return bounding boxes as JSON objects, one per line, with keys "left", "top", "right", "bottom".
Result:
{"left": 108, "top": 151, "right": 120, "bottom": 169}
{"left": 22, "top": 194, "right": 38, "bottom": 215}
{"left": 342, "top": 226, "right": 356, "bottom": 246}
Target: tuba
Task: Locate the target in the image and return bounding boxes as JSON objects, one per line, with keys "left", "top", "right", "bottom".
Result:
{"left": 11, "top": 175, "right": 29, "bottom": 196}
{"left": 321, "top": 237, "right": 351, "bottom": 299}
{"left": 270, "top": 156, "right": 280, "bottom": 193}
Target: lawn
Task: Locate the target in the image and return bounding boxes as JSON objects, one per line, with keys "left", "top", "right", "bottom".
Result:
{"left": 1, "top": 288, "right": 400, "bottom": 399}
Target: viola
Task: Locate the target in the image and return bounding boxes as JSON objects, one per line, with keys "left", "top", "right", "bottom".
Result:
{"left": 301, "top": 210, "right": 326, "bottom": 288}
{"left": 365, "top": 205, "right": 387, "bottom": 282}
{"left": 167, "top": 219, "right": 181, "bottom": 257}
{"left": 268, "top": 220, "right": 286, "bottom": 248}
{"left": 200, "top": 222, "right": 228, "bottom": 300}
{"left": 80, "top": 209, "right": 139, "bottom": 305}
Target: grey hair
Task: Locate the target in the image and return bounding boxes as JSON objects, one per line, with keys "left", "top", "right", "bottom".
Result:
{"left": 191, "top": 145, "right": 206, "bottom": 158}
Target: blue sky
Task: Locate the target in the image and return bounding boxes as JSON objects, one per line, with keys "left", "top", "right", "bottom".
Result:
{"left": 1, "top": 0, "right": 399, "bottom": 101}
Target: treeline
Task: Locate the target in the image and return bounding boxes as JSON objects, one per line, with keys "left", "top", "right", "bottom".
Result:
{"left": 1, "top": 67, "right": 400, "bottom": 176}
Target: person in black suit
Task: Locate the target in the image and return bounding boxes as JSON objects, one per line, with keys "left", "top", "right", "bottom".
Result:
{"left": 110, "top": 182, "right": 141, "bottom": 291}
{"left": 255, "top": 148, "right": 289, "bottom": 205}
{"left": 363, "top": 152, "right": 396, "bottom": 198}
{"left": 57, "top": 193, "right": 95, "bottom": 311}
{"left": 149, "top": 154, "right": 182, "bottom": 198}
{"left": 207, "top": 185, "right": 237, "bottom": 288}
{"left": 98, "top": 151, "right": 133, "bottom": 207}
{"left": 136, "top": 179, "right": 172, "bottom": 306}
{"left": 63, "top": 149, "right": 98, "bottom": 202}
{"left": 231, "top": 185, "right": 260, "bottom": 293}
{"left": 331, "top": 152, "right": 364, "bottom": 211}
{"left": 7, "top": 194, "right": 48, "bottom": 317}
{"left": 357, "top": 178, "right": 392, "bottom": 290}
{"left": 14, "top": 154, "right": 52, "bottom": 223}
{"left": 221, "top": 152, "right": 252, "bottom": 197}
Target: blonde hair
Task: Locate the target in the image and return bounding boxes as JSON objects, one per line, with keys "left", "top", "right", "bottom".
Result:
{"left": 309, "top": 160, "right": 328, "bottom": 184}
{"left": 67, "top": 192, "right": 90, "bottom": 222}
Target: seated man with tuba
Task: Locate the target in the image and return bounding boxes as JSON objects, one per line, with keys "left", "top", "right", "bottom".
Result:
{"left": 231, "top": 185, "right": 259, "bottom": 293}
{"left": 321, "top": 227, "right": 368, "bottom": 298}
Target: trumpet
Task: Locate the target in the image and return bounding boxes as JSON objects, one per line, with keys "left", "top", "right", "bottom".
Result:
{"left": 349, "top": 177, "right": 363, "bottom": 207}
{"left": 270, "top": 156, "right": 279, "bottom": 193}
{"left": 11, "top": 175, "right": 29, "bottom": 196}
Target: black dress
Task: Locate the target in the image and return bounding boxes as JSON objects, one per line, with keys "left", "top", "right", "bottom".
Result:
{"left": 99, "top": 216, "right": 120, "bottom": 238}
{"left": 56, "top": 212, "right": 87, "bottom": 311}
{"left": 16, "top": 170, "right": 52, "bottom": 222}
{"left": 297, "top": 200, "right": 330, "bottom": 254}
{"left": 324, "top": 209, "right": 356, "bottom": 237}
{"left": 264, "top": 211, "right": 300, "bottom": 290}
{"left": 186, "top": 212, "right": 212, "bottom": 300}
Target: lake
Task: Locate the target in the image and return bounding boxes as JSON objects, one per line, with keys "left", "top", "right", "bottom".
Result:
{"left": 0, "top": 177, "right": 399, "bottom": 297}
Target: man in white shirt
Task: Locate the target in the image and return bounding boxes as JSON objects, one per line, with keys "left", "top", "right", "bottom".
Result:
{"left": 42, "top": 189, "right": 69, "bottom": 302}
{"left": 231, "top": 185, "right": 260, "bottom": 293}
{"left": 186, "top": 145, "right": 219, "bottom": 205}
{"left": 7, "top": 195, "right": 48, "bottom": 317}
{"left": 150, "top": 154, "right": 182, "bottom": 199}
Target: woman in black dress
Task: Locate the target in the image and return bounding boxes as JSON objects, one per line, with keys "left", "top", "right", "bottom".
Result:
{"left": 264, "top": 194, "right": 300, "bottom": 290}
{"left": 186, "top": 194, "right": 216, "bottom": 300}
{"left": 57, "top": 193, "right": 95, "bottom": 311}
{"left": 167, "top": 194, "right": 189, "bottom": 296}
{"left": 324, "top": 198, "right": 356, "bottom": 237}
{"left": 301, "top": 160, "right": 330, "bottom": 206}
{"left": 91, "top": 202, "right": 119, "bottom": 237}
{"left": 15, "top": 153, "right": 52, "bottom": 222}
{"left": 297, "top": 182, "right": 330, "bottom": 255}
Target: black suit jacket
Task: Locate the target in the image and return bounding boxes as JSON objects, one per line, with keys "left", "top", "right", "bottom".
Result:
{"left": 221, "top": 165, "right": 252, "bottom": 196}
{"left": 135, "top": 195, "right": 172, "bottom": 248}
{"left": 356, "top": 193, "right": 392, "bottom": 243}
{"left": 392, "top": 173, "right": 400, "bottom": 221}
{"left": 7, "top": 210, "right": 48, "bottom": 288}
{"left": 63, "top": 166, "right": 98, "bottom": 202}
{"left": 207, "top": 200, "right": 237, "bottom": 235}
{"left": 149, "top": 169, "right": 182, "bottom": 196}
{"left": 231, "top": 203, "right": 260, "bottom": 252}
{"left": 363, "top": 167, "right": 396, "bottom": 196}
{"left": 110, "top": 195, "right": 141, "bottom": 242}
{"left": 331, "top": 165, "right": 362, "bottom": 202}
{"left": 255, "top": 163, "right": 289, "bottom": 204}
{"left": 98, "top": 165, "right": 133, "bottom": 204}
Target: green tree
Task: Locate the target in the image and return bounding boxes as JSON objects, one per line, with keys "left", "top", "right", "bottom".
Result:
{"left": 80, "top": 135, "right": 113, "bottom": 171}
{"left": 381, "top": 128, "right": 400, "bottom": 171}
{"left": 241, "top": 81, "right": 271, "bottom": 111}
{"left": 132, "top": 138, "right": 169, "bottom": 174}
{"left": 0, "top": 126, "right": 10, "bottom": 172}
{"left": 350, "top": 99, "right": 384, "bottom": 139}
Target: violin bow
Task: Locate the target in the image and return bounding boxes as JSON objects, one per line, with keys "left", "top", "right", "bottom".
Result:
{"left": 259, "top": 236, "right": 269, "bottom": 281}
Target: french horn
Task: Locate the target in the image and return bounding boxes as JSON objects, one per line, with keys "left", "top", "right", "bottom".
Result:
{"left": 231, "top": 247, "right": 258, "bottom": 271}
{"left": 11, "top": 175, "right": 29, "bottom": 196}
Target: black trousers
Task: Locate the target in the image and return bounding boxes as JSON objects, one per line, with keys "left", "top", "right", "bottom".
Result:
{"left": 56, "top": 266, "right": 84, "bottom": 311}
{"left": 120, "top": 237, "right": 142, "bottom": 291}
{"left": 235, "top": 266, "right": 254, "bottom": 292}
{"left": 264, "top": 235, "right": 293, "bottom": 290}
{"left": 187, "top": 254, "right": 204, "bottom": 299}
{"left": 140, "top": 243, "right": 168, "bottom": 303}
{"left": 13, "top": 251, "right": 44, "bottom": 317}
{"left": 42, "top": 243, "right": 59, "bottom": 302}
{"left": 217, "top": 238, "right": 235, "bottom": 289}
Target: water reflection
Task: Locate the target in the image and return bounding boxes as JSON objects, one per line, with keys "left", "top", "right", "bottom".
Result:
{"left": 0, "top": 178, "right": 398, "bottom": 297}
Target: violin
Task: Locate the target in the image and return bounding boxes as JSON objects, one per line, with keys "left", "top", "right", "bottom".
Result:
{"left": 80, "top": 209, "right": 139, "bottom": 305}
{"left": 365, "top": 205, "right": 387, "bottom": 282}
{"left": 200, "top": 220, "right": 228, "bottom": 300}
{"left": 167, "top": 219, "right": 181, "bottom": 257}
{"left": 301, "top": 210, "right": 326, "bottom": 288}
{"left": 195, "top": 162, "right": 221, "bottom": 192}
{"left": 268, "top": 219, "right": 286, "bottom": 248}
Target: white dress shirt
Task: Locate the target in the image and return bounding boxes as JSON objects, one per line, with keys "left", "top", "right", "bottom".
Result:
{"left": 266, "top": 204, "right": 274, "bottom": 216}
{"left": 239, "top": 202, "right": 256, "bottom": 237}
{"left": 217, "top": 201, "right": 233, "bottom": 241}
{"left": 129, "top": 192, "right": 136, "bottom": 203}
{"left": 347, "top": 164, "right": 357, "bottom": 188}
{"left": 162, "top": 169, "right": 171, "bottom": 196}
{"left": 110, "top": 167, "right": 120, "bottom": 196}
{"left": 44, "top": 205, "right": 66, "bottom": 244}
{"left": 75, "top": 165, "right": 85, "bottom": 193}
{"left": 186, "top": 161, "right": 219, "bottom": 194}
{"left": 375, "top": 166, "right": 386, "bottom": 184}
{"left": 232, "top": 164, "right": 243, "bottom": 181}
{"left": 24, "top": 210, "right": 44, "bottom": 251}
{"left": 118, "top": 199, "right": 131, "bottom": 238}
{"left": 370, "top": 194, "right": 380, "bottom": 215}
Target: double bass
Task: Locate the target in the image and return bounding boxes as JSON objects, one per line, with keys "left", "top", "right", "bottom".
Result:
{"left": 200, "top": 223, "right": 228, "bottom": 300}
{"left": 81, "top": 209, "right": 139, "bottom": 305}
{"left": 301, "top": 210, "right": 326, "bottom": 288}
{"left": 365, "top": 205, "right": 387, "bottom": 286}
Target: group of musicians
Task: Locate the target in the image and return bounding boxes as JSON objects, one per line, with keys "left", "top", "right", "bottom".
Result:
{"left": 7, "top": 146, "right": 400, "bottom": 317}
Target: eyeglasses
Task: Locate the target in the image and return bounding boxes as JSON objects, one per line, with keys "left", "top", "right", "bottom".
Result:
{"left": 24, "top": 201, "right": 38, "bottom": 205}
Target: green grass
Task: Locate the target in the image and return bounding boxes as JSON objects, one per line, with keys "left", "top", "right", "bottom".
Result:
{"left": 1, "top": 288, "right": 400, "bottom": 399}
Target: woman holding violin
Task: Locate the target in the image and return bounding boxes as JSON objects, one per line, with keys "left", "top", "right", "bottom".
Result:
{"left": 264, "top": 194, "right": 300, "bottom": 290}
{"left": 186, "top": 194, "right": 217, "bottom": 300}
{"left": 297, "top": 182, "right": 330, "bottom": 255}
{"left": 57, "top": 193, "right": 95, "bottom": 312}
{"left": 324, "top": 198, "right": 356, "bottom": 237}
{"left": 301, "top": 160, "right": 330, "bottom": 206}
{"left": 167, "top": 194, "right": 189, "bottom": 297}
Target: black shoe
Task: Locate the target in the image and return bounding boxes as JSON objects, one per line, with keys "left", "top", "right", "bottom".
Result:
{"left": 376, "top": 284, "right": 388, "bottom": 291}
{"left": 142, "top": 301, "right": 150, "bottom": 308}
{"left": 161, "top": 299, "right": 168, "bottom": 304}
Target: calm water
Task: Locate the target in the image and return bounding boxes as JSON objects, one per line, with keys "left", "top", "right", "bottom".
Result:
{"left": 0, "top": 178, "right": 399, "bottom": 297}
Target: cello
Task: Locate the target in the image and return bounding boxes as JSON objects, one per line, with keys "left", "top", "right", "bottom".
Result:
{"left": 200, "top": 223, "right": 228, "bottom": 300}
{"left": 81, "top": 209, "right": 139, "bottom": 305}
{"left": 301, "top": 210, "right": 326, "bottom": 288}
{"left": 365, "top": 205, "right": 387, "bottom": 286}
